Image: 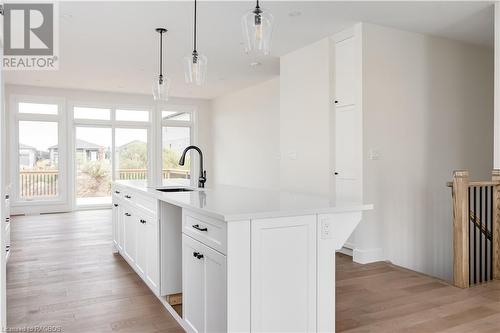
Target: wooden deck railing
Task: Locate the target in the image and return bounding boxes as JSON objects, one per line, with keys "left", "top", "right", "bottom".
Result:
{"left": 19, "top": 168, "right": 190, "bottom": 198}
{"left": 118, "top": 168, "right": 190, "bottom": 180}
{"left": 19, "top": 170, "right": 59, "bottom": 198}
{"left": 448, "top": 170, "right": 500, "bottom": 288}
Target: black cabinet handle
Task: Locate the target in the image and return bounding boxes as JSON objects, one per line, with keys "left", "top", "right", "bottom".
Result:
{"left": 334, "top": 100, "right": 339, "bottom": 104}
{"left": 140, "top": 219, "right": 146, "bottom": 224}
{"left": 5, "top": 217, "right": 10, "bottom": 222}
{"left": 115, "top": 191, "right": 120, "bottom": 194}
{"left": 113, "top": 204, "right": 119, "bottom": 207}
{"left": 193, "top": 251, "right": 204, "bottom": 259}
{"left": 125, "top": 195, "right": 131, "bottom": 199}
{"left": 334, "top": 172, "right": 339, "bottom": 175}
{"left": 192, "top": 224, "right": 208, "bottom": 232}
{"left": 125, "top": 213, "right": 131, "bottom": 217}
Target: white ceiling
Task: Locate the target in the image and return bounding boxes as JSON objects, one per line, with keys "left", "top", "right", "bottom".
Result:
{"left": 4, "top": 1, "right": 494, "bottom": 99}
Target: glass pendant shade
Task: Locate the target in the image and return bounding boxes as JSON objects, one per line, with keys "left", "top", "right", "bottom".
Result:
{"left": 152, "top": 75, "right": 171, "bottom": 101}
{"left": 184, "top": 52, "right": 207, "bottom": 85}
{"left": 241, "top": 6, "right": 273, "bottom": 55}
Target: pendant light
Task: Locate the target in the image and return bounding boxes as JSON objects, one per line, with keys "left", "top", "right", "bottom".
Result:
{"left": 184, "top": 0, "right": 207, "bottom": 85}
{"left": 153, "top": 28, "right": 171, "bottom": 101}
{"left": 241, "top": 0, "right": 273, "bottom": 55}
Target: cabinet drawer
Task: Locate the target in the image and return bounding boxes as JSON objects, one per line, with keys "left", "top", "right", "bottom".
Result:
{"left": 183, "top": 210, "right": 227, "bottom": 254}
{"left": 122, "top": 190, "right": 157, "bottom": 216}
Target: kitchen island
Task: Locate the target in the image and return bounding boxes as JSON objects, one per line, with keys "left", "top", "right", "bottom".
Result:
{"left": 112, "top": 180, "right": 372, "bottom": 333}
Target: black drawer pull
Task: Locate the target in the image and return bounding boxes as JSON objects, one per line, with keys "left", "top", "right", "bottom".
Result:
{"left": 113, "top": 204, "right": 119, "bottom": 207}
{"left": 5, "top": 217, "right": 9, "bottom": 222}
{"left": 115, "top": 191, "right": 120, "bottom": 194}
{"left": 125, "top": 195, "right": 131, "bottom": 199}
{"left": 193, "top": 251, "right": 204, "bottom": 259}
{"left": 192, "top": 224, "right": 207, "bottom": 232}
{"left": 125, "top": 213, "right": 131, "bottom": 217}
{"left": 140, "top": 219, "right": 146, "bottom": 224}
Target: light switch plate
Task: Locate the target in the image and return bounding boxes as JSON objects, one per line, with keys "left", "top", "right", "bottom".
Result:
{"left": 368, "top": 149, "right": 381, "bottom": 160}
{"left": 321, "top": 219, "right": 334, "bottom": 239}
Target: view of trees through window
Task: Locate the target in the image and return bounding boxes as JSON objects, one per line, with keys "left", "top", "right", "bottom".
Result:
{"left": 162, "top": 126, "right": 191, "bottom": 182}
{"left": 75, "top": 127, "right": 112, "bottom": 205}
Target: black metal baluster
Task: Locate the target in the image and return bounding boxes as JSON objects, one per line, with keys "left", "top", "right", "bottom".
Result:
{"left": 474, "top": 186, "right": 477, "bottom": 285}
{"left": 491, "top": 185, "right": 494, "bottom": 281}
{"left": 469, "top": 186, "right": 472, "bottom": 285}
{"left": 485, "top": 186, "right": 488, "bottom": 282}
{"left": 480, "top": 186, "right": 483, "bottom": 283}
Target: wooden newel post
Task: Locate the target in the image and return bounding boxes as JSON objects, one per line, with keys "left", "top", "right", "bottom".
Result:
{"left": 492, "top": 169, "right": 500, "bottom": 279}
{"left": 452, "top": 170, "right": 469, "bottom": 288}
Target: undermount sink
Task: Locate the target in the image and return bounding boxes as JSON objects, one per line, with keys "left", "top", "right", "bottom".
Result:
{"left": 156, "top": 187, "right": 194, "bottom": 193}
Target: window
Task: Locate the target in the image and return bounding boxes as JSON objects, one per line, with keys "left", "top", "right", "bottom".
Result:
{"left": 75, "top": 127, "right": 112, "bottom": 206}
{"left": 115, "top": 128, "right": 148, "bottom": 180}
{"left": 162, "top": 111, "right": 191, "bottom": 121}
{"left": 72, "top": 105, "right": 151, "bottom": 207}
{"left": 18, "top": 121, "right": 59, "bottom": 200}
{"left": 19, "top": 102, "right": 58, "bottom": 115}
{"left": 116, "top": 109, "right": 149, "bottom": 122}
{"left": 162, "top": 127, "right": 191, "bottom": 180}
{"left": 74, "top": 107, "right": 111, "bottom": 120}
{"left": 161, "top": 109, "right": 194, "bottom": 184}
{"left": 13, "top": 99, "right": 64, "bottom": 206}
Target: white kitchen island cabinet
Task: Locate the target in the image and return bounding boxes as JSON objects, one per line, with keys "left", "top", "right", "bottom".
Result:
{"left": 112, "top": 181, "right": 372, "bottom": 333}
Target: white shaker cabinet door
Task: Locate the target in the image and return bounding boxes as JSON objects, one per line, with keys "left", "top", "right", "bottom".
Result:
{"left": 145, "top": 215, "right": 160, "bottom": 293}
{"left": 112, "top": 201, "right": 120, "bottom": 249}
{"left": 251, "top": 215, "right": 317, "bottom": 332}
{"left": 183, "top": 235, "right": 206, "bottom": 333}
{"left": 182, "top": 234, "right": 227, "bottom": 333}
{"left": 204, "top": 244, "right": 226, "bottom": 333}
{"left": 123, "top": 208, "right": 136, "bottom": 264}
{"left": 135, "top": 216, "right": 147, "bottom": 277}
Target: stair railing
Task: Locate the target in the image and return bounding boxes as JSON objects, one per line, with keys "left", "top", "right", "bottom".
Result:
{"left": 447, "top": 170, "right": 500, "bottom": 288}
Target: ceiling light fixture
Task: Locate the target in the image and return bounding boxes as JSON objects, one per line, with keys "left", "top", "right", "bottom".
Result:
{"left": 152, "top": 28, "right": 170, "bottom": 101}
{"left": 184, "top": 0, "right": 207, "bottom": 85}
{"left": 241, "top": 0, "right": 274, "bottom": 55}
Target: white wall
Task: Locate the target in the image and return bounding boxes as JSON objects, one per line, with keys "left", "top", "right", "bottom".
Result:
{"left": 211, "top": 77, "right": 280, "bottom": 189}
{"left": 359, "top": 24, "right": 494, "bottom": 280}
{"left": 280, "top": 39, "right": 331, "bottom": 196}
{"left": 495, "top": 3, "right": 500, "bottom": 169}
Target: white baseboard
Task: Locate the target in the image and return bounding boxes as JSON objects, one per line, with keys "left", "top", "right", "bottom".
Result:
{"left": 337, "top": 247, "right": 353, "bottom": 256}
{"left": 353, "top": 247, "right": 384, "bottom": 264}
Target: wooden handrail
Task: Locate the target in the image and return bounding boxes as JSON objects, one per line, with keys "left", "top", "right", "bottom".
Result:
{"left": 446, "top": 180, "right": 500, "bottom": 187}
{"left": 470, "top": 211, "right": 492, "bottom": 241}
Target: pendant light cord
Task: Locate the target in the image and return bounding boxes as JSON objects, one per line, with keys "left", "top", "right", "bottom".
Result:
{"left": 159, "top": 30, "right": 163, "bottom": 78}
{"left": 256, "top": 0, "right": 260, "bottom": 9}
{"left": 193, "top": 0, "right": 197, "bottom": 53}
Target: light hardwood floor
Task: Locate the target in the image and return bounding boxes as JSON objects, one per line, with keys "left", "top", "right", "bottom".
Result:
{"left": 336, "top": 253, "right": 500, "bottom": 332}
{"left": 7, "top": 210, "right": 183, "bottom": 333}
{"left": 7, "top": 210, "right": 500, "bottom": 332}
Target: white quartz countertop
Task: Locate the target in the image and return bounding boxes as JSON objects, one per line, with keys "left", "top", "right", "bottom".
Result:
{"left": 115, "top": 180, "right": 373, "bottom": 222}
